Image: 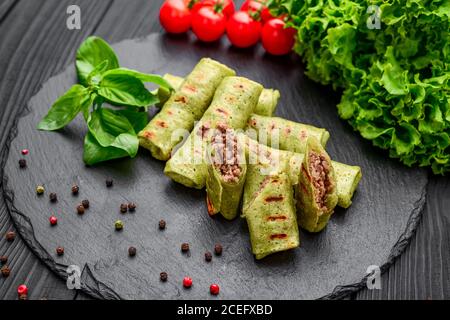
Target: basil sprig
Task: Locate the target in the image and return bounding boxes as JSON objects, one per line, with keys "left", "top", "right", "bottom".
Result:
{"left": 38, "top": 36, "right": 172, "bottom": 165}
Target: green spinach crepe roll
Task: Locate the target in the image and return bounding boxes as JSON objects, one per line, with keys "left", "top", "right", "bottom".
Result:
{"left": 156, "top": 74, "right": 279, "bottom": 116}
{"left": 154, "top": 74, "right": 184, "bottom": 108}
{"left": 332, "top": 162, "right": 362, "bottom": 209}
{"left": 240, "top": 133, "right": 361, "bottom": 210}
{"left": 206, "top": 126, "right": 247, "bottom": 220}
{"left": 241, "top": 135, "right": 298, "bottom": 216}
{"left": 297, "top": 138, "right": 338, "bottom": 233}
{"left": 244, "top": 172, "right": 300, "bottom": 259}
{"left": 253, "top": 88, "right": 280, "bottom": 116}
{"left": 246, "top": 114, "right": 330, "bottom": 154}
{"left": 138, "top": 58, "right": 235, "bottom": 160}
{"left": 164, "top": 76, "right": 263, "bottom": 189}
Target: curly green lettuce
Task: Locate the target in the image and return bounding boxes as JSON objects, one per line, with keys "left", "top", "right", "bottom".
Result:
{"left": 268, "top": 0, "right": 450, "bottom": 174}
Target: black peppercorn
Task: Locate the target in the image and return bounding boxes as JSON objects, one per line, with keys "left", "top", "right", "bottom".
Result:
{"left": 181, "top": 243, "right": 190, "bottom": 252}
{"left": 128, "top": 246, "right": 137, "bottom": 257}
{"left": 76, "top": 205, "right": 85, "bottom": 215}
{"left": 81, "top": 199, "right": 89, "bottom": 209}
{"left": 0, "top": 256, "right": 7, "bottom": 265}
{"left": 1, "top": 265, "right": 10, "bottom": 277}
{"left": 120, "top": 203, "right": 128, "bottom": 214}
{"left": 214, "top": 244, "right": 223, "bottom": 256}
{"left": 5, "top": 231, "right": 16, "bottom": 242}
{"left": 56, "top": 247, "right": 64, "bottom": 256}
{"left": 71, "top": 184, "right": 79, "bottom": 195}
{"left": 128, "top": 203, "right": 136, "bottom": 212}
{"left": 49, "top": 193, "right": 57, "bottom": 202}
{"left": 205, "top": 251, "right": 212, "bottom": 262}
{"left": 18, "top": 159, "right": 27, "bottom": 168}
{"left": 158, "top": 220, "right": 166, "bottom": 230}
{"left": 160, "top": 272, "right": 168, "bottom": 282}
{"left": 106, "top": 179, "right": 113, "bottom": 187}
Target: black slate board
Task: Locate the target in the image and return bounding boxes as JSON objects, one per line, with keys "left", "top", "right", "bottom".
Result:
{"left": 3, "top": 33, "right": 428, "bottom": 299}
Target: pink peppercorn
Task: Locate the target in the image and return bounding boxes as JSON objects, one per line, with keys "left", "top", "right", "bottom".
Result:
{"left": 183, "top": 277, "right": 192, "bottom": 288}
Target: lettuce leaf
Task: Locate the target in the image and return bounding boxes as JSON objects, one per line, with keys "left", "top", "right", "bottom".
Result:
{"left": 269, "top": 0, "right": 450, "bottom": 174}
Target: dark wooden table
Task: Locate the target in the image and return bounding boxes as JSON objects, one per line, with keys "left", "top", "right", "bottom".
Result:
{"left": 0, "top": 0, "right": 448, "bottom": 300}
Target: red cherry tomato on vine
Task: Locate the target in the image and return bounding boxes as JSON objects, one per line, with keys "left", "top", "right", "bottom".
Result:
{"left": 261, "top": 6, "right": 275, "bottom": 22}
{"left": 192, "top": 0, "right": 235, "bottom": 18}
{"left": 192, "top": 6, "right": 227, "bottom": 42}
{"left": 226, "top": 11, "right": 262, "bottom": 48}
{"left": 261, "top": 18, "right": 296, "bottom": 55}
{"left": 240, "top": 0, "right": 264, "bottom": 13}
{"left": 159, "top": 0, "right": 192, "bottom": 34}
{"left": 241, "top": 0, "right": 274, "bottom": 23}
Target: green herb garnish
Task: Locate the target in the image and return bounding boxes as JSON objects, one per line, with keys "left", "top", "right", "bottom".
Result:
{"left": 38, "top": 36, "right": 172, "bottom": 165}
{"left": 268, "top": 0, "right": 450, "bottom": 174}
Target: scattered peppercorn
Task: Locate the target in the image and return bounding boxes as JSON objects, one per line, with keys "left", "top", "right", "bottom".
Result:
{"left": 120, "top": 203, "right": 128, "bottom": 214}
{"left": 128, "top": 246, "right": 137, "bottom": 257}
{"left": 210, "top": 284, "right": 220, "bottom": 295}
{"left": 181, "top": 243, "right": 190, "bottom": 252}
{"left": 183, "top": 276, "right": 193, "bottom": 288}
{"left": 205, "top": 251, "right": 212, "bottom": 262}
{"left": 214, "top": 244, "right": 223, "bottom": 256}
{"left": 0, "top": 256, "right": 7, "bottom": 264}
{"left": 128, "top": 203, "right": 136, "bottom": 212}
{"left": 36, "top": 185, "right": 45, "bottom": 195}
{"left": 17, "top": 284, "right": 28, "bottom": 296}
{"left": 158, "top": 220, "right": 166, "bottom": 230}
{"left": 49, "top": 193, "right": 57, "bottom": 202}
{"left": 115, "top": 220, "right": 124, "bottom": 231}
{"left": 21, "top": 149, "right": 29, "bottom": 155}
{"left": 106, "top": 179, "right": 113, "bottom": 187}
{"left": 18, "top": 159, "right": 27, "bottom": 168}
{"left": 49, "top": 216, "right": 58, "bottom": 226}
{"left": 160, "top": 272, "right": 168, "bottom": 282}
{"left": 81, "top": 199, "right": 90, "bottom": 209}
{"left": 1, "top": 265, "right": 10, "bottom": 277}
{"left": 76, "top": 204, "right": 85, "bottom": 215}
{"left": 56, "top": 246, "right": 64, "bottom": 256}
{"left": 6, "top": 231, "right": 16, "bottom": 242}
{"left": 18, "top": 294, "right": 28, "bottom": 300}
{"left": 71, "top": 184, "right": 79, "bottom": 195}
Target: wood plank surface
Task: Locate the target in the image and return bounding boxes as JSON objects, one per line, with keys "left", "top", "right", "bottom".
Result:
{"left": 0, "top": 0, "right": 17, "bottom": 22}
{"left": 0, "top": 0, "right": 114, "bottom": 300}
{"left": 0, "top": 0, "right": 448, "bottom": 300}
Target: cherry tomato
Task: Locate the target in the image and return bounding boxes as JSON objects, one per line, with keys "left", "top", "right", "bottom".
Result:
{"left": 226, "top": 11, "right": 262, "bottom": 48}
{"left": 192, "top": 6, "right": 227, "bottom": 42}
{"left": 159, "top": 0, "right": 192, "bottom": 34}
{"left": 241, "top": 0, "right": 274, "bottom": 23}
{"left": 261, "top": 6, "right": 275, "bottom": 23}
{"left": 240, "top": 0, "right": 264, "bottom": 13}
{"left": 192, "top": 0, "right": 235, "bottom": 18}
{"left": 261, "top": 18, "right": 296, "bottom": 55}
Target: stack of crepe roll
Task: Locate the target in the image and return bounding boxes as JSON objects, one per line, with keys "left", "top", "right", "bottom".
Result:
{"left": 138, "top": 58, "right": 362, "bottom": 260}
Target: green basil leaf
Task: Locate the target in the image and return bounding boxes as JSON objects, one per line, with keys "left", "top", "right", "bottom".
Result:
{"left": 83, "top": 92, "right": 98, "bottom": 121}
{"left": 76, "top": 36, "right": 119, "bottom": 86}
{"left": 102, "top": 68, "right": 173, "bottom": 90}
{"left": 37, "top": 85, "right": 92, "bottom": 131}
{"left": 110, "top": 132, "right": 139, "bottom": 156}
{"left": 87, "top": 60, "right": 109, "bottom": 86}
{"left": 115, "top": 107, "right": 149, "bottom": 133}
{"left": 83, "top": 132, "right": 129, "bottom": 165}
{"left": 87, "top": 108, "right": 138, "bottom": 157}
{"left": 98, "top": 73, "right": 158, "bottom": 107}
